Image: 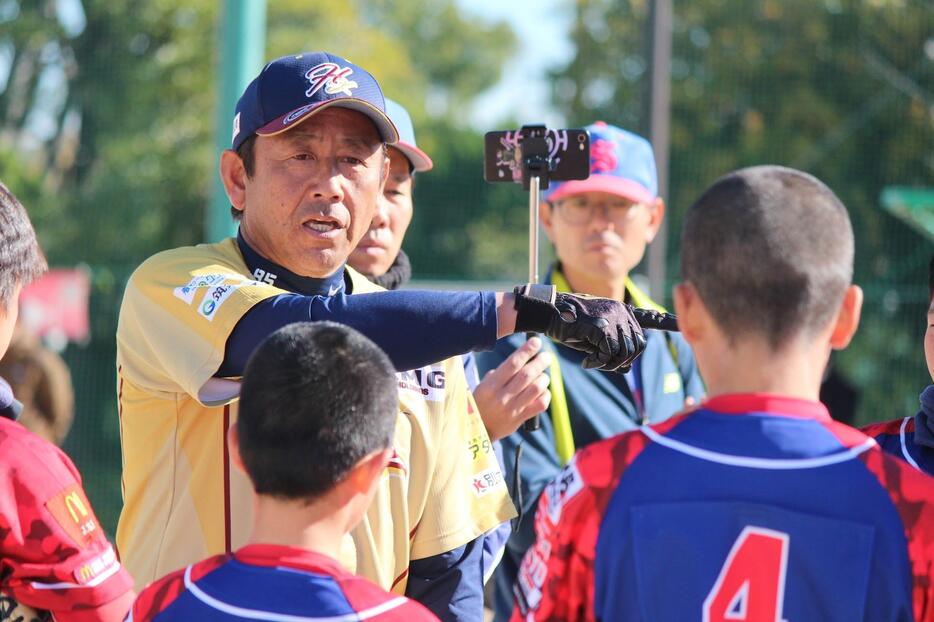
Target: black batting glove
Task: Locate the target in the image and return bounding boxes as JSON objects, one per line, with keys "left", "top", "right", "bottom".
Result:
{"left": 513, "top": 284, "right": 647, "bottom": 372}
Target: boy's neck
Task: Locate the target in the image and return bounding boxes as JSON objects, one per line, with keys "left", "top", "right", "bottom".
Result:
{"left": 247, "top": 493, "right": 350, "bottom": 561}
{"left": 700, "top": 336, "right": 831, "bottom": 402}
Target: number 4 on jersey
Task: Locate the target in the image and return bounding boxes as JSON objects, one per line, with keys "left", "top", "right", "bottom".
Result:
{"left": 703, "top": 526, "right": 789, "bottom": 622}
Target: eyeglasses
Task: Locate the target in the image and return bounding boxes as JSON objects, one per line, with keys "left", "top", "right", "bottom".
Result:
{"left": 554, "top": 196, "right": 643, "bottom": 225}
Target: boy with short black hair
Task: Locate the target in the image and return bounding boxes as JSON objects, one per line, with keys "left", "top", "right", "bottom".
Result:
{"left": 514, "top": 166, "right": 934, "bottom": 621}
{"left": 861, "top": 253, "right": 934, "bottom": 474}
{"left": 0, "top": 180, "right": 135, "bottom": 621}
{"left": 129, "top": 322, "right": 437, "bottom": 621}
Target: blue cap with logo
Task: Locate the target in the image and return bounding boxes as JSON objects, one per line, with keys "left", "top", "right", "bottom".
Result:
{"left": 545, "top": 121, "right": 658, "bottom": 204}
{"left": 384, "top": 99, "right": 433, "bottom": 172}
{"left": 231, "top": 51, "right": 399, "bottom": 150}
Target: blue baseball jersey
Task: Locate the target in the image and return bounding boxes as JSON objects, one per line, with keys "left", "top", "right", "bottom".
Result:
{"left": 128, "top": 544, "right": 438, "bottom": 621}
{"left": 513, "top": 394, "right": 934, "bottom": 622}
{"left": 863, "top": 416, "right": 934, "bottom": 477}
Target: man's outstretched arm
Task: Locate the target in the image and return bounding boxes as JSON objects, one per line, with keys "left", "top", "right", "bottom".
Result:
{"left": 219, "top": 286, "right": 644, "bottom": 376}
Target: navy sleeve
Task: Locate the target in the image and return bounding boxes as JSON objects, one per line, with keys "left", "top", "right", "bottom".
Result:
{"left": 405, "top": 538, "right": 484, "bottom": 622}
{"left": 218, "top": 290, "right": 499, "bottom": 376}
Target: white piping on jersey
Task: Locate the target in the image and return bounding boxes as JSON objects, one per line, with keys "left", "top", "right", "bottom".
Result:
{"left": 640, "top": 425, "right": 876, "bottom": 469}
{"left": 182, "top": 564, "right": 409, "bottom": 621}
{"left": 30, "top": 557, "right": 121, "bottom": 590}
{"left": 899, "top": 416, "right": 921, "bottom": 470}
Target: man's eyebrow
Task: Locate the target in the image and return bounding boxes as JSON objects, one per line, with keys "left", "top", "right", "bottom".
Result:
{"left": 281, "top": 129, "right": 378, "bottom": 149}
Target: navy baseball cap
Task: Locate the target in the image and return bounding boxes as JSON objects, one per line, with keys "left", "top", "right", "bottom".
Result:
{"left": 231, "top": 52, "right": 399, "bottom": 151}
{"left": 545, "top": 122, "right": 658, "bottom": 204}
{"left": 384, "top": 99, "right": 433, "bottom": 172}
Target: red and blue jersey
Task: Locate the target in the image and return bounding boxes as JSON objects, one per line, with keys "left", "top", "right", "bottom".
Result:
{"left": 0, "top": 417, "right": 133, "bottom": 621}
{"left": 862, "top": 416, "right": 934, "bottom": 477}
{"left": 862, "top": 386, "right": 934, "bottom": 477}
{"left": 512, "top": 394, "right": 934, "bottom": 622}
{"left": 128, "top": 544, "right": 438, "bottom": 621}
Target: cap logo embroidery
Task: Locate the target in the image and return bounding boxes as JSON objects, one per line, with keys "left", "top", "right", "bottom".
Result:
{"left": 304, "top": 62, "right": 358, "bottom": 98}
{"left": 590, "top": 138, "right": 618, "bottom": 174}
{"left": 232, "top": 112, "right": 240, "bottom": 141}
{"left": 283, "top": 103, "right": 316, "bottom": 125}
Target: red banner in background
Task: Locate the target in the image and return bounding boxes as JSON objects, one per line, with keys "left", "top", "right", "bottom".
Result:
{"left": 19, "top": 268, "right": 91, "bottom": 350}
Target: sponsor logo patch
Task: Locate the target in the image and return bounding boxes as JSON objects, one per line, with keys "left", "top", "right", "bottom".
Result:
{"left": 397, "top": 367, "right": 445, "bottom": 402}
{"left": 46, "top": 485, "right": 99, "bottom": 547}
{"left": 544, "top": 459, "right": 583, "bottom": 524}
{"left": 472, "top": 467, "right": 505, "bottom": 497}
{"left": 198, "top": 282, "right": 240, "bottom": 321}
{"left": 74, "top": 547, "right": 118, "bottom": 585}
{"left": 304, "top": 62, "right": 358, "bottom": 98}
{"left": 468, "top": 435, "right": 493, "bottom": 462}
{"left": 283, "top": 103, "right": 317, "bottom": 126}
{"left": 173, "top": 273, "right": 226, "bottom": 305}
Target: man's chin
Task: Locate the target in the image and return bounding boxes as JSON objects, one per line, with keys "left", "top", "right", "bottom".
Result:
{"left": 288, "top": 248, "right": 349, "bottom": 279}
{"left": 349, "top": 247, "right": 392, "bottom": 275}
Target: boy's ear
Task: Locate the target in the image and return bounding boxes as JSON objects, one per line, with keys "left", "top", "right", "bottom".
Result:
{"left": 346, "top": 448, "right": 392, "bottom": 494}
{"left": 673, "top": 281, "right": 704, "bottom": 345}
{"left": 829, "top": 285, "right": 863, "bottom": 350}
{"left": 226, "top": 425, "right": 246, "bottom": 474}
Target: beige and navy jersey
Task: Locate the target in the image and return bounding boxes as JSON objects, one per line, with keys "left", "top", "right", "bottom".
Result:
{"left": 115, "top": 238, "right": 514, "bottom": 591}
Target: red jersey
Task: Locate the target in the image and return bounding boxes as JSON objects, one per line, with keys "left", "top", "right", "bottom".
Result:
{"left": 0, "top": 417, "right": 133, "bottom": 620}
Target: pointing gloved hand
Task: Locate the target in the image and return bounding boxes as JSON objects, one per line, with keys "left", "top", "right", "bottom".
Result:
{"left": 513, "top": 284, "right": 646, "bottom": 372}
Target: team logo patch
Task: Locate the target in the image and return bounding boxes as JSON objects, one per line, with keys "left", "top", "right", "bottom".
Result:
{"left": 173, "top": 273, "right": 226, "bottom": 305}
{"left": 45, "top": 485, "right": 99, "bottom": 547}
{"left": 304, "top": 62, "right": 358, "bottom": 98}
{"left": 472, "top": 467, "right": 506, "bottom": 497}
{"left": 590, "top": 137, "right": 619, "bottom": 174}
{"left": 544, "top": 459, "right": 583, "bottom": 523}
{"left": 397, "top": 367, "right": 445, "bottom": 402}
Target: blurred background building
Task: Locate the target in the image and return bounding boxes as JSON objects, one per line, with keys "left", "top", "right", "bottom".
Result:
{"left": 0, "top": 0, "right": 931, "bottom": 532}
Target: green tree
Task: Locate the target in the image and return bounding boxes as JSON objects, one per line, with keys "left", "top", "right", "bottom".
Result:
{"left": 0, "top": 0, "right": 518, "bottom": 529}
{"left": 552, "top": 0, "right": 934, "bottom": 424}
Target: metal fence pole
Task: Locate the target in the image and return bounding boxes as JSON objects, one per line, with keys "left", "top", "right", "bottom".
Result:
{"left": 206, "top": 0, "right": 267, "bottom": 242}
{"left": 646, "top": 0, "right": 672, "bottom": 300}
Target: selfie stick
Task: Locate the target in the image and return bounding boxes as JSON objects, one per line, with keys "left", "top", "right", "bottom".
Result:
{"left": 519, "top": 127, "right": 552, "bottom": 431}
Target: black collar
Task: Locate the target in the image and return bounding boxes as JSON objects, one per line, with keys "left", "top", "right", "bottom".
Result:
{"left": 236, "top": 230, "right": 349, "bottom": 296}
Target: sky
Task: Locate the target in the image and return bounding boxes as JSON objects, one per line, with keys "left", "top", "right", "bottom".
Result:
{"left": 455, "top": 0, "right": 576, "bottom": 131}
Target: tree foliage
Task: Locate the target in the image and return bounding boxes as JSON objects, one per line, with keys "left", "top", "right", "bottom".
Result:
{"left": 551, "top": 0, "right": 934, "bottom": 423}
{"left": 0, "top": 0, "right": 516, "bottom": 268}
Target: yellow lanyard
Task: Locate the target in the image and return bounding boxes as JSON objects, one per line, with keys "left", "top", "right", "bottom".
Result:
{"left": 546, "top": 267, "right": 667, "bottom": 465}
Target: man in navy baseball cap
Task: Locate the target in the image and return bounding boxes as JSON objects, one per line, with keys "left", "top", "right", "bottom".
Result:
{"left": 231, "top": 51, "right": 398, "bottom": 150}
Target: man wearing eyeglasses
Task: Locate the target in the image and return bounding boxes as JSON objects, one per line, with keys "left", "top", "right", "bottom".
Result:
{"left": 477, "top": 121, "right": 706, "bottom": 620}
